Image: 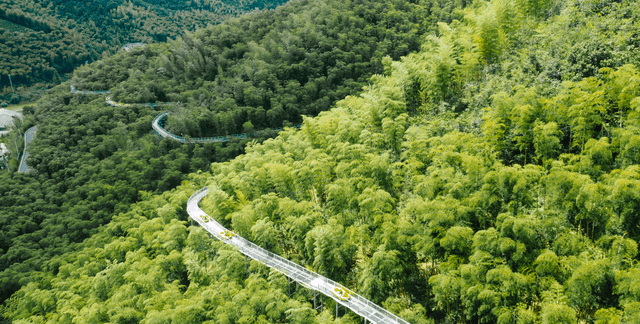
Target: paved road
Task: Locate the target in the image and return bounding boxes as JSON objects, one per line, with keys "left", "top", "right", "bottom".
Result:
{"left": 71, "top": 85, "right": 289, "bottom": 144}
{"left": 152, "top": 112, "right": 248, "bottom": 144}
{"left": 18, "top": 126, "right": 37, "bottom": 173}
{"left": 187, "top": 187, "right": 410, "bottom": 324}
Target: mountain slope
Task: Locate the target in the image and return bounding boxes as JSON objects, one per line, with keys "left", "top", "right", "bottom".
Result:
{"left": 0, "top": 0, "right": 289, "bottom": 100}
{"left": 0, "top": 0, "right": 468, "bottom": 310}
{"left": 4, "top": 0, "right": 640, "bottom": 323}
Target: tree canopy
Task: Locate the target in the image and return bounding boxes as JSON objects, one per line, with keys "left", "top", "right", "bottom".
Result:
{"left": 0, "top": 0, "right": 468, "bottom": 312}
{"left": 0, "top": 0, "right": 289, "bottom": 100}
{"left": 4, "top": 0, "right": 640, "bottom": 323}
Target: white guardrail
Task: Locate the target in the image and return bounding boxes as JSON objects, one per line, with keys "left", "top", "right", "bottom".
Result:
{"left": 70, "top": 86, "right": 293, "bottom": 144}
{"left": 187, "top": 187, "right": 410, "bottom": 324}
{"left": 151, "top": 112, "right": 233, "bottom": 144}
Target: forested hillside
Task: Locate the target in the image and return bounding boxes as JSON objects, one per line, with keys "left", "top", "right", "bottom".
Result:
{"left": 0, "top": 0, "right": 468, "bottom": 315}
{"left": 71, "top": 0, "right": 466, "bottom": 137}
{"left": 4, "top": 0, "right": 640, "bottom": 322}
{"left": 0, "top": 0, "right": 288, "bottom": 102}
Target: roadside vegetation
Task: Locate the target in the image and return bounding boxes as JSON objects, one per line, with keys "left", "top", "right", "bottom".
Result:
{"left": 3, "top": 0, "right": 640, "bottom": 322}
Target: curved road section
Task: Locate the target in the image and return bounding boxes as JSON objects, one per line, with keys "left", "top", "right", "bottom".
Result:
{"left": 152, "top": 112, "right": 242, "bottom": 144}
{"left": 70, "top": 86, "right": 295, "bottom": 144}
{"left": 152, "top": 112, "right": 300, "bottom": 144}
{"left": 18, "top": 126, "right": 37, "bottom": 173}
{"left": 188, "top": 187, "right": 410, "bottom": 324}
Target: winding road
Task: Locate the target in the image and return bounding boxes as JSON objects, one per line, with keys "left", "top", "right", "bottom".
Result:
{"left": 18, "top": 126, "right": 37, "bottom": 173}
{"left": 73, "top": 84, "right": 409, "bottom": 322}
{"left": 152, "top": 112, "right": 256, "bottom": 143}
{"left": 72, "top": 84, "right": 291, "bottom": 144}
{"left": 187, "top": 187, "right": 410, "bottom": 324}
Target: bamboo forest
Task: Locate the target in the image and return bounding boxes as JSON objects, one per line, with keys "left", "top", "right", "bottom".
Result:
{"left": 2, "top": 0, "right": 640, "bottom": 323}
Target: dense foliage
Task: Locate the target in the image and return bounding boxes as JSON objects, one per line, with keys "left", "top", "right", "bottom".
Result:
{"left": 0, "top": 0, "right": 288, "bottom": 96}
{"left": 3, "top": 182, "right": 365, "bottom": 324}
{"left": 4, "top": 0, "right": 640, "bottom": 323}
{"left": 0, "top": 90, "right": 250, "bottom": 304}
{"left": 0, "top": 0, "right": 467, "bottom": 314}
{"left": 72, "top": 0, "right": 469, "bottom": 137}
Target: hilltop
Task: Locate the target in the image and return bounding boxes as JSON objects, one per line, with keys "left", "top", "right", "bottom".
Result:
{"left": 0, "top": 0, "right": 289, "bottom": 104}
